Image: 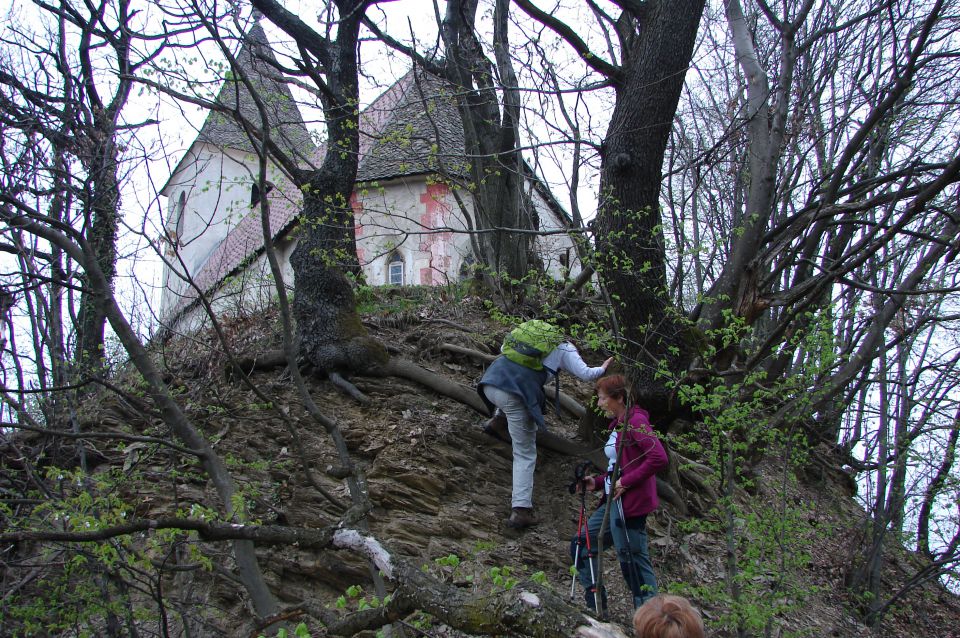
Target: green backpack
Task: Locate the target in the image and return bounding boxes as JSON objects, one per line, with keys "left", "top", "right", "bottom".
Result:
{"left": 501, "top": 320, "right": 564, "bottom": 371}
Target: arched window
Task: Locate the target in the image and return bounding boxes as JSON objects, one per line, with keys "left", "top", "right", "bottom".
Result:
{"left": 388, "top": 252, "right": 404, "bottom": 286}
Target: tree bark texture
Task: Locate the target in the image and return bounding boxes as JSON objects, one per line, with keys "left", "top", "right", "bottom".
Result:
{"left": 251, "top": 0, "right": 387, "bottom": 375}
{"left": 442, "top": 0, "right": 536, "bottom": 289}
{"left": 73, "top": 0, "right": 135, "bottom": 375}
{"left": 594, "top": 1, "right": 706, "bottom": 409}
{"left": 291, "top": 174, "right": 388, "bottom": 373}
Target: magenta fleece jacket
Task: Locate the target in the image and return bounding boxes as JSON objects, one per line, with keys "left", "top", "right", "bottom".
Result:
{"left": 594, "top": 405, "right": 669, "bottom": 518}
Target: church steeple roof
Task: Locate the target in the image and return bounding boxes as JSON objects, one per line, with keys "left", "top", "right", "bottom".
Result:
{"left": 196, "top": 19, "right": 316, "bottom": 163}
{"left": 356, "top": 68, "right": 466, "bottom": 182}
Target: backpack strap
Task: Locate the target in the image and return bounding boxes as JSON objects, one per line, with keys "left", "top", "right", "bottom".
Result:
{"left": 504, "top": 333, "right": 550, "bottom": 359}
{"left": 553, "top": 373, "right": 562, "bottom": 416}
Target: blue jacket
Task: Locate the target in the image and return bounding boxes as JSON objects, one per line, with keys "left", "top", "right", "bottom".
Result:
{"left": 478, "top": 355, "right": 550, "bottom": 427}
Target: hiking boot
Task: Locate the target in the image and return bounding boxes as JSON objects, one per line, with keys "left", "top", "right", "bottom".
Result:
{"left": 482, "top": 411, "right": 512, "bottom": 443}
{"left": 505, "top": 507, "right": 537, "bottom": 529}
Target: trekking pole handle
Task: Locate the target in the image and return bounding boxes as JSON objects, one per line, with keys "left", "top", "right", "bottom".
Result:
{"left": 568, "top": 460, "right": 597, "bottom": 494}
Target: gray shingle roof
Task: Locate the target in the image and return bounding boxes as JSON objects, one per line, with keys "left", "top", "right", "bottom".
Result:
{"left": 196, "top": 21, "right": 316, "bottom": 163}
{"left": 164, "top": 60, "right": 571, "bottom": 327}
{"left": 357, "top": 69, "right": 466, "bottom": 182}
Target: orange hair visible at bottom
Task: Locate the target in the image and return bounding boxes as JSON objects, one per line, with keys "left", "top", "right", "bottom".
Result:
{"left": 632, "top": 595, "right": 705, "bottom": 638}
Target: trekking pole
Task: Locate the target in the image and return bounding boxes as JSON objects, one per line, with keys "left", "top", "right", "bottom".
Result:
{"left": 583, "top": 488, "right": 599, "bottom": 610}
{"left": 569, "top": 491, "right": 586, "bottom": 599}
{"left": 570, "top": 462, "right": 597, "bottom": 604}
{"left": 615, "top": 493, "right": 642, "bottom": 601}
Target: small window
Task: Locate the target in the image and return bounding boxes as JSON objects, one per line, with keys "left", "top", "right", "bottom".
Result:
{"left": 175, "top": 192, "right": 187, "bottom": 239}
{"left": 251, "top": 181, "right": 274, "bottom": 207}
{"left": 388, "top": 253, "right": 404, "bottom": 286}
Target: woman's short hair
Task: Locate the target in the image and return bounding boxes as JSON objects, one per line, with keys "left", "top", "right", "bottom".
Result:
{"left": 633, "top": 595, "right": 705, "bottom": 638}
{"left": 595, "top": 374, "right": 628, "bottom": 402}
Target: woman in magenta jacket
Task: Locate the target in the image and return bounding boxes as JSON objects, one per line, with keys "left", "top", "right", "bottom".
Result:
{"left": 572, "top": 374, "right": 669, "bottom": 612}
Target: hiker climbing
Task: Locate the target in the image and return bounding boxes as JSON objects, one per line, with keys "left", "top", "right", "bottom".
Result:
{"left": 571, "top": 374, "right": 668, "bottom": 612}
{"left": 477, "top": 319, "right": 613, "bottom": 530}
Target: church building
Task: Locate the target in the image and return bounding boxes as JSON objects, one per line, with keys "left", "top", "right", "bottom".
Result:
{"left": 158, "top": 21, "right": 579, "bottom": 333}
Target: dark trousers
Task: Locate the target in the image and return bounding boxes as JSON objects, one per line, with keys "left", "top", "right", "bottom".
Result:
{"left": 571, "top": 500, "right": 657, "bottom": 609}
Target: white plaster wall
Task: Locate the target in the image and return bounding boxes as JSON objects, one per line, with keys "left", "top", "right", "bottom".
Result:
{"left": 355, "top": 177, "right": 473, "bottom": 287}
{"left": 165, "top": 235, "right": 297, "bottom": 336}
{"left": 160, "top": 170, "right": 579, "bottom": 334}
{"left": 530, "top": 185, "right": 582, "bottom": 280}
{"left": 159, "top": 144, "right": 288, "bottom": 318}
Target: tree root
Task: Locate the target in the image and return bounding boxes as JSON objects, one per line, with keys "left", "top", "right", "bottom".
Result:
{"left": 548, "top": 388, "right": 587, "bottom": 418}
{"left": 230, "top": 349, "right": 491, "bottom": 415}
{"left": 231, "top": 344, "right": 588, "bottom": 419}
{"left": 328, "top": 371, "right": 370, "bottom": 404}
{"left": 380, "top": 357, "right": 488, "bottom": 415}
{"left": 438, "top": 342, "right": 496, "bottom": 362}
{"left": 655, "top": 477, "right": 688, "bottom": 515}
{"left": 228, "top": 349, "right": 288, "bottom": 378}
{"left": 672, "top": 452, "right": 718, "bottom": 503}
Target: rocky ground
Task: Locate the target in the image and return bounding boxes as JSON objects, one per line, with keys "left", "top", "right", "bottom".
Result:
{"left": 84, "top": 289, "right": 960, "bottom": 637}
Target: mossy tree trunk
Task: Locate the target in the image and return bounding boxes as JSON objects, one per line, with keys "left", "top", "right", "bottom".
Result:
{"left": 291, "top": 172, "right": 388, "bottom": 373}
{"left": 515, "top": 0, "right": 705, "bottom": 418}
{"left": 251, "top": 0, "right": 387, "bottom": 375}
{"left": 72, "top": 2, "right": 135, "bottom": 379}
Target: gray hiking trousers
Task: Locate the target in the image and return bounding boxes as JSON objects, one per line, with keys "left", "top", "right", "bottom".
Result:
{"left": 481, "top": 385, "right": 537, "bottom": 509}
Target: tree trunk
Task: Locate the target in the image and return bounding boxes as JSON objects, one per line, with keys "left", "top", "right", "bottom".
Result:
{"left": 594, "top": 0, "right": 706, "bottom": 412}
{"left": 917, "top": 406, "right": 959, "bottom": 557}
{"left": 291, "top": 174, "right": 388, "bottom": 373}
{"left": 255, "top": 0, "right": 388, "bottom": 375}
{"left": 699, "top": 0, "right": 794, "bottom": 335}
{"left": 74, "top": 1, "right": 135, "bottom": 375}
{"left": 75, "top": 159, "right": 118, "bottom": 375}
{"left": 441, "top": 0, "right": 535, "bottom": 295}
{"left": 849, "top": 346, "right": 889, "bottom": 621}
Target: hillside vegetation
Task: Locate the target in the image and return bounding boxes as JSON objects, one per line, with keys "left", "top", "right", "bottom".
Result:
{"left": 3, "top": 286, "right": 959, "bottom": 637}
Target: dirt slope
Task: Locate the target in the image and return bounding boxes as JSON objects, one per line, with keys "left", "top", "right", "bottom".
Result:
{"left": 115, "top": 290, "right": 960, "bottom": 637}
